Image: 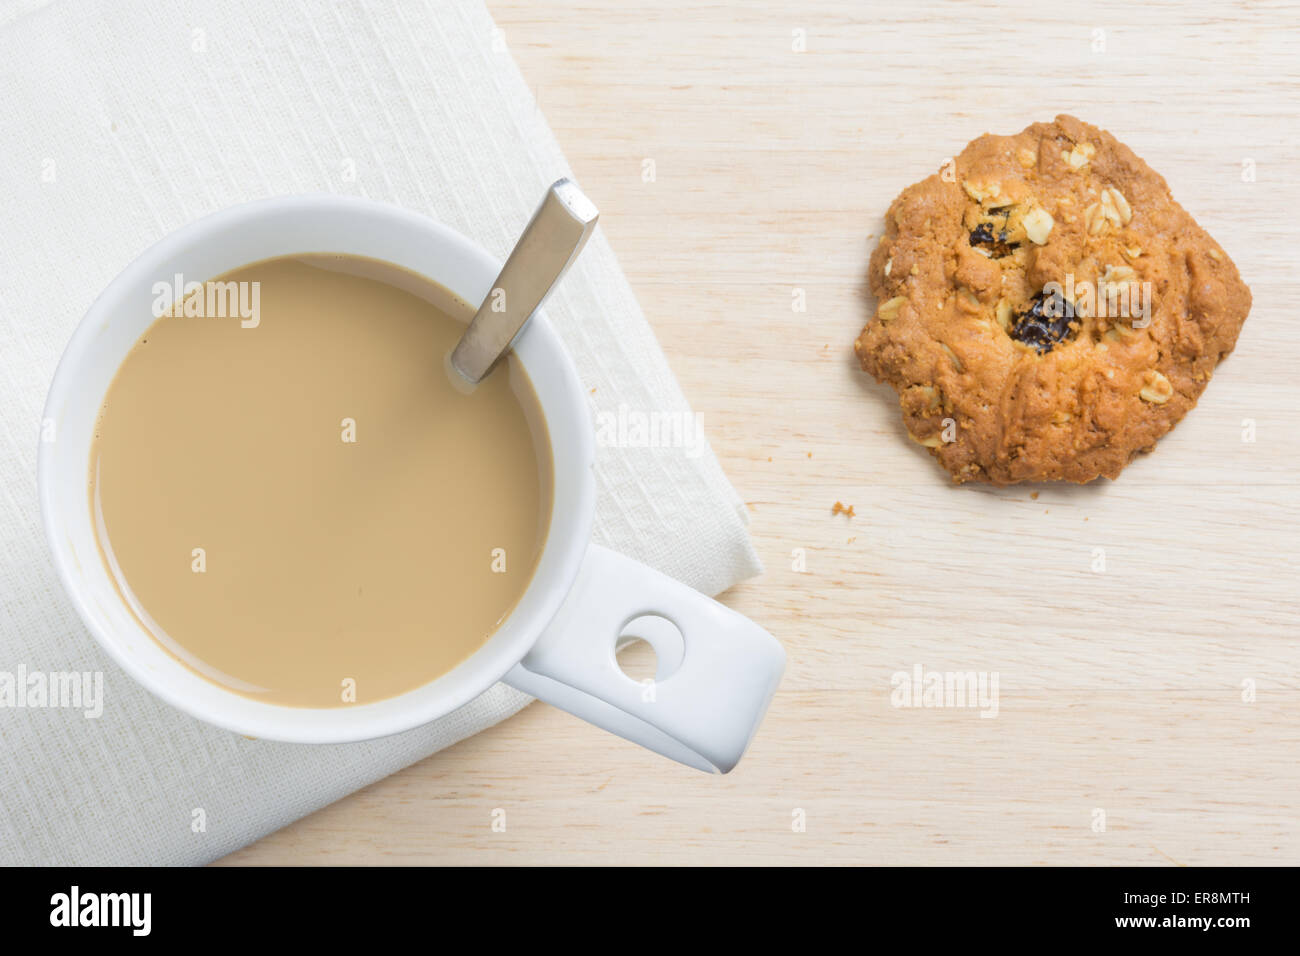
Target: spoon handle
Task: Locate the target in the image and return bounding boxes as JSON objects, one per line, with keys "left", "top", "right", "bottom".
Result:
{"left": 450, "top": 178, "right": 599, "bottom": 384}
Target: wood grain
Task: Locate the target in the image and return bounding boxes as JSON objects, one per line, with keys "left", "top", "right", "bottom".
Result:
{"left": 218, "top": 0, "right": 1300, "bottom": 865}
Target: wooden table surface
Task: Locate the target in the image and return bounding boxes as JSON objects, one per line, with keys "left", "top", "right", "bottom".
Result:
{"left": 220, "top": 0, "right": 1300, "bottom": 865}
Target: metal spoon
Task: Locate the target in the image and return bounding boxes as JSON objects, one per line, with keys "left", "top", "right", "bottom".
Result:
{"left": 449, "top": 178, "right": 599, "bottom": 384}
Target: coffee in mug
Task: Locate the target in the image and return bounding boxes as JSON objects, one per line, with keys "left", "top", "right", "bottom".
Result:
{"left": 89, "top": 255, "right": 553, "bottom": 708}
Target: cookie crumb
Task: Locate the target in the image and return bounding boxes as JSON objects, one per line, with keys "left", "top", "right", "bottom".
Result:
{"left": 1031, "top": 492, "right": 1039, "bottom": 500}
{"left": 831, "top": 501, "right": 856, "bottom": 517}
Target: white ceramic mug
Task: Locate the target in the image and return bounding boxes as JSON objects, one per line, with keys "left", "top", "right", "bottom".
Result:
{"left": 38, "top": 195, "right": 784, "bottom": 773}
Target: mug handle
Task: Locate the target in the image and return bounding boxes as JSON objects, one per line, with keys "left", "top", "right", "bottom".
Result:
{"left": 503, "top": 544, "right": 785, "bottom": 773}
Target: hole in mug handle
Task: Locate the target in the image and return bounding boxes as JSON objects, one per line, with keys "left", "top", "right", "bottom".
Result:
{"left": 616, "top": 614, "right": 684, "bottom": 682}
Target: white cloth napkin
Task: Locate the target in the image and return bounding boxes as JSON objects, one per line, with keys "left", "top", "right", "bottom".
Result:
{"left": 0, "top": 0, "right": 761, "bottom": 865}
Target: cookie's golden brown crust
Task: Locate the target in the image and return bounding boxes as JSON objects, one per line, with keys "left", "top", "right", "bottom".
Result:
{"left": 854, "top": 114, "right": 1251, "bottom": 484}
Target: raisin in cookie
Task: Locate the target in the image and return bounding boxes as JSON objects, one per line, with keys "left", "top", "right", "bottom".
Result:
{"left": 854, "top": 114, "right": 1250, "bottom": 484}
